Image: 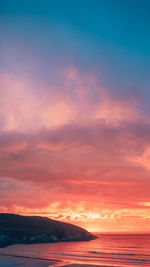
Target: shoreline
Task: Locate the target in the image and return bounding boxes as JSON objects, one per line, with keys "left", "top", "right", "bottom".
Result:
{"left": 0, "top": 254, "right": 58, "bottom": 267}
{"left": 0, "top": 253, "right": 60, "bottom": 262}
{"left": 0, "top": 254, "right": 112, "bottom": 267}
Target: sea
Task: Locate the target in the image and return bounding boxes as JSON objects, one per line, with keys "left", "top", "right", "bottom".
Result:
{"left": 0, "top": 234, "right": 150, "bottom": 266}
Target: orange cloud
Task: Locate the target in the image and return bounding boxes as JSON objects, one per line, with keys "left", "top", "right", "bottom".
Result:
{"left": 127, "top": 147, "right": 150, "bottom": 170}
{"left": 0, "top": 67, "right": 150, "bottom": 232}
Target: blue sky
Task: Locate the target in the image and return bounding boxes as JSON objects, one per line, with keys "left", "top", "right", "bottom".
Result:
{"left": 1, "top": 0, "right": 150, "bottom": 89}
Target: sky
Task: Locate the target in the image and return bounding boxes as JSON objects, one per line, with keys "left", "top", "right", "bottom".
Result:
{"left": 0, "top": 0, "right": 150, "bottom": 232}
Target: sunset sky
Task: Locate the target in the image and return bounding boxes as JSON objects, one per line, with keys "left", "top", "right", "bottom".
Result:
{"left": 0, "top": 0, "right": 150, "bottom": 232}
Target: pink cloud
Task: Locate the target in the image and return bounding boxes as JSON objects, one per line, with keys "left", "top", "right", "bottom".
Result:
{"left": 0, "top": 70, "right": 75, "bottom": 132}
{"left": 0, "top": 67, "right": 150, "bottom": 232}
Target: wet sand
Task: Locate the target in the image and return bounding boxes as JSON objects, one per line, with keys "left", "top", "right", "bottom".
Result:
{"left": 0, "top": 254, "right": 58, "bottom": 267}
{"left": 0, "top": 254, "right": 111, "bottom": 267}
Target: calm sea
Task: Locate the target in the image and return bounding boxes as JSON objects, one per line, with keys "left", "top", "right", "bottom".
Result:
{"left": 0, "top": 234, "right": 150, "bottom": 266}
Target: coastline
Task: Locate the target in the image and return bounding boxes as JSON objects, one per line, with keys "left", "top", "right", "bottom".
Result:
{"left": 0, "top": 254, "right": 111, "bottom": 267}
{"left": 1, "top": 234, "right": 148, "bottom": 266}
{"left": 0, "top": 254, "right": 58, "bottom": 267}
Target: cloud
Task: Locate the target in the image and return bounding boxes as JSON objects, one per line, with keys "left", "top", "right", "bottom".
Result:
{"left": 0, "top": 176, "right": 149, "bottom": 232}
{"left": 127, "top": 146, "right": 150, "bottom": 170}
{"left": 0, "top": 67, "right": 150, "bottom": 231}
{"left": 138, "top": 202, "right": 150, "bottom": 207}
{"left": 0, "top": 70, "right": 75, "bottom": 132}
{"left": 94, "top": 98, "right": 143, "bottom": 125}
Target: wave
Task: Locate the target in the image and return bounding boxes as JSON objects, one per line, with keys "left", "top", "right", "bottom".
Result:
{"left": 54, "top": 252, "right": 150, "bottom": 264}
{"left": 90, "top": 251, "right": 136, "bottom": 256}
{"left": 55, "top": 253, "right": 92, "bottom": 258}
{"left": 90, "top": 251, "right": 150, "bottom": 258}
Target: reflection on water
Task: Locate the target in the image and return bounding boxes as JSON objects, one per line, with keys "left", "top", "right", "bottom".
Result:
{"left": 0, "top": 234, "right": 150, "bottom": 266}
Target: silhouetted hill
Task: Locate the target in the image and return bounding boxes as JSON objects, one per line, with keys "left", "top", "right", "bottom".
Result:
{"left": 0, "top": 213, "right": 96, "bottom": 247}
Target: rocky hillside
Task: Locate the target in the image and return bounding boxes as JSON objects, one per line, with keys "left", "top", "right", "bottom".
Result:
{"left": 0, "top": 213, "right": 96, "bottom": 247}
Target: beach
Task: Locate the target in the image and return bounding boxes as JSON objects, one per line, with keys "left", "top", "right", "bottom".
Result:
{"left": 0, "top": 234, "right": 149, "bottom": 266}
{"left": 0, "top": 254, "right": 108, "bottom": 267}
{"left": 0, "top": 254, "right": 58, "bottom": 267}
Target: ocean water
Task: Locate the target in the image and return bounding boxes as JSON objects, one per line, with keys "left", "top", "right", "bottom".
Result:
{"left": 0, "top": 234, "right": 150, "bottom": 266}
